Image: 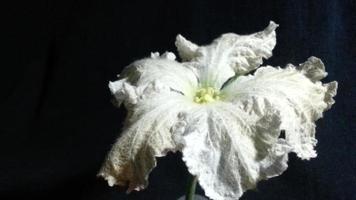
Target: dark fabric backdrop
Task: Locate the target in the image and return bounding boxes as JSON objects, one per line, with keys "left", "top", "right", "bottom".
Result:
{"left": 2, "top": 0, "right": 355, "bottom": 199}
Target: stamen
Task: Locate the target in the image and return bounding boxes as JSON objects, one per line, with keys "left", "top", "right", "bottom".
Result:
{"left": 194, "top": 87, "right": 220, "bottom": 104}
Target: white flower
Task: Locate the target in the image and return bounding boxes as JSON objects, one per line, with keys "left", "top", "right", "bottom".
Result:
{"left": 98, "top": 21, "right": 337, "bottom": 200}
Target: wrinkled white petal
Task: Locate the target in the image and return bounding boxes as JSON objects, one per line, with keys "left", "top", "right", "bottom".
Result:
{"left": 98, "top": 81, "right": 195, "bottom": 192}
{"left": 175, "top": 21, "right": 278, "bottom": 88}
{"left": 109, "top": 52, "right": 198, "bottom": 107}
{"left": 222, "top": 57, "right": 338, "bottom": 159}
{"left": 172, "top": 102, "right": 291, "bottom": 200}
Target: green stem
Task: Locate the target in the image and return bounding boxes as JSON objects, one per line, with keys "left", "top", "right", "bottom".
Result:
{"left": 186, "top": 175, "right": 198, "bottom": 200}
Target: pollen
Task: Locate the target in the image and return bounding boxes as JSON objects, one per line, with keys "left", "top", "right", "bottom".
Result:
{"left": 194, "top": 87, "right": 221, "bottom": 104}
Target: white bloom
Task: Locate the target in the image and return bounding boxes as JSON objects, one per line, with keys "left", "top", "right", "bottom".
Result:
{"left": 98, "top": 21, "right": 337, "bottom": 200}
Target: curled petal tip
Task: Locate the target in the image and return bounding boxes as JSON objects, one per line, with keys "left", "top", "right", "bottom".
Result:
{"left": 176, "top": 34, "right": 184, "bottom": 40}
{"left": 175, "top": 34, "right": 189, "bottom": 45}
{"left": 150, "top": 52, "right": 160, "bottom": 58}
{"left": 269, "top": 20, "right": 279, "bottom": 27}
{"left": 299, "top": 56, "right": 328, "bottom": 81}
{"left": 126, "top": 185, "right": 144, "bottom": 194}
{"left": 108, "top": 81, "right": 121, "bottom": 94}
{"left": 175, "top": 34, "right": 199, "bottom": 61}
{"left": 162, "top": 51, "right": 176, "bottom": 60}
{"left": 264, "top": 21, "right": 279, "bottom": 34}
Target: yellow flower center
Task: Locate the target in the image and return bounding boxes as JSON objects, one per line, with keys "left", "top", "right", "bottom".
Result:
{"left": 194, "top": 87, "right": 221, "bottom": 104}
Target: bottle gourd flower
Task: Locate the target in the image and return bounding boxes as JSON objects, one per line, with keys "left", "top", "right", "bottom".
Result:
{"left": 98, "top": 21, "right": 338, "bottom": 200}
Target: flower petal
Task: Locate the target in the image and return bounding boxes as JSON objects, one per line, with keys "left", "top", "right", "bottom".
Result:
{"left": 172, "top": 102, "right": 290, "bottom": 200}
{"left": 222, "top": 57, "right": 338, "bottom": 159}
{"left": 98, "top": 81, "right": 195, "bottom": 192}
{"left": 175, "top": 21, "right": 278, "bottom": 89}
{"left": 109, "top": 52, "right": 198, "bottom": 107}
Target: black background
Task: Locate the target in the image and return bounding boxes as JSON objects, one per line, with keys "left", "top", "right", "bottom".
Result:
{"left": 2, "top": 0, "right": 356, "bottom": 200}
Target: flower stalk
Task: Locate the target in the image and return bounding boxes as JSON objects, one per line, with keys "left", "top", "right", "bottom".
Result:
{"left": 186, "top": 175, "right": 198, "bottom": 200}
